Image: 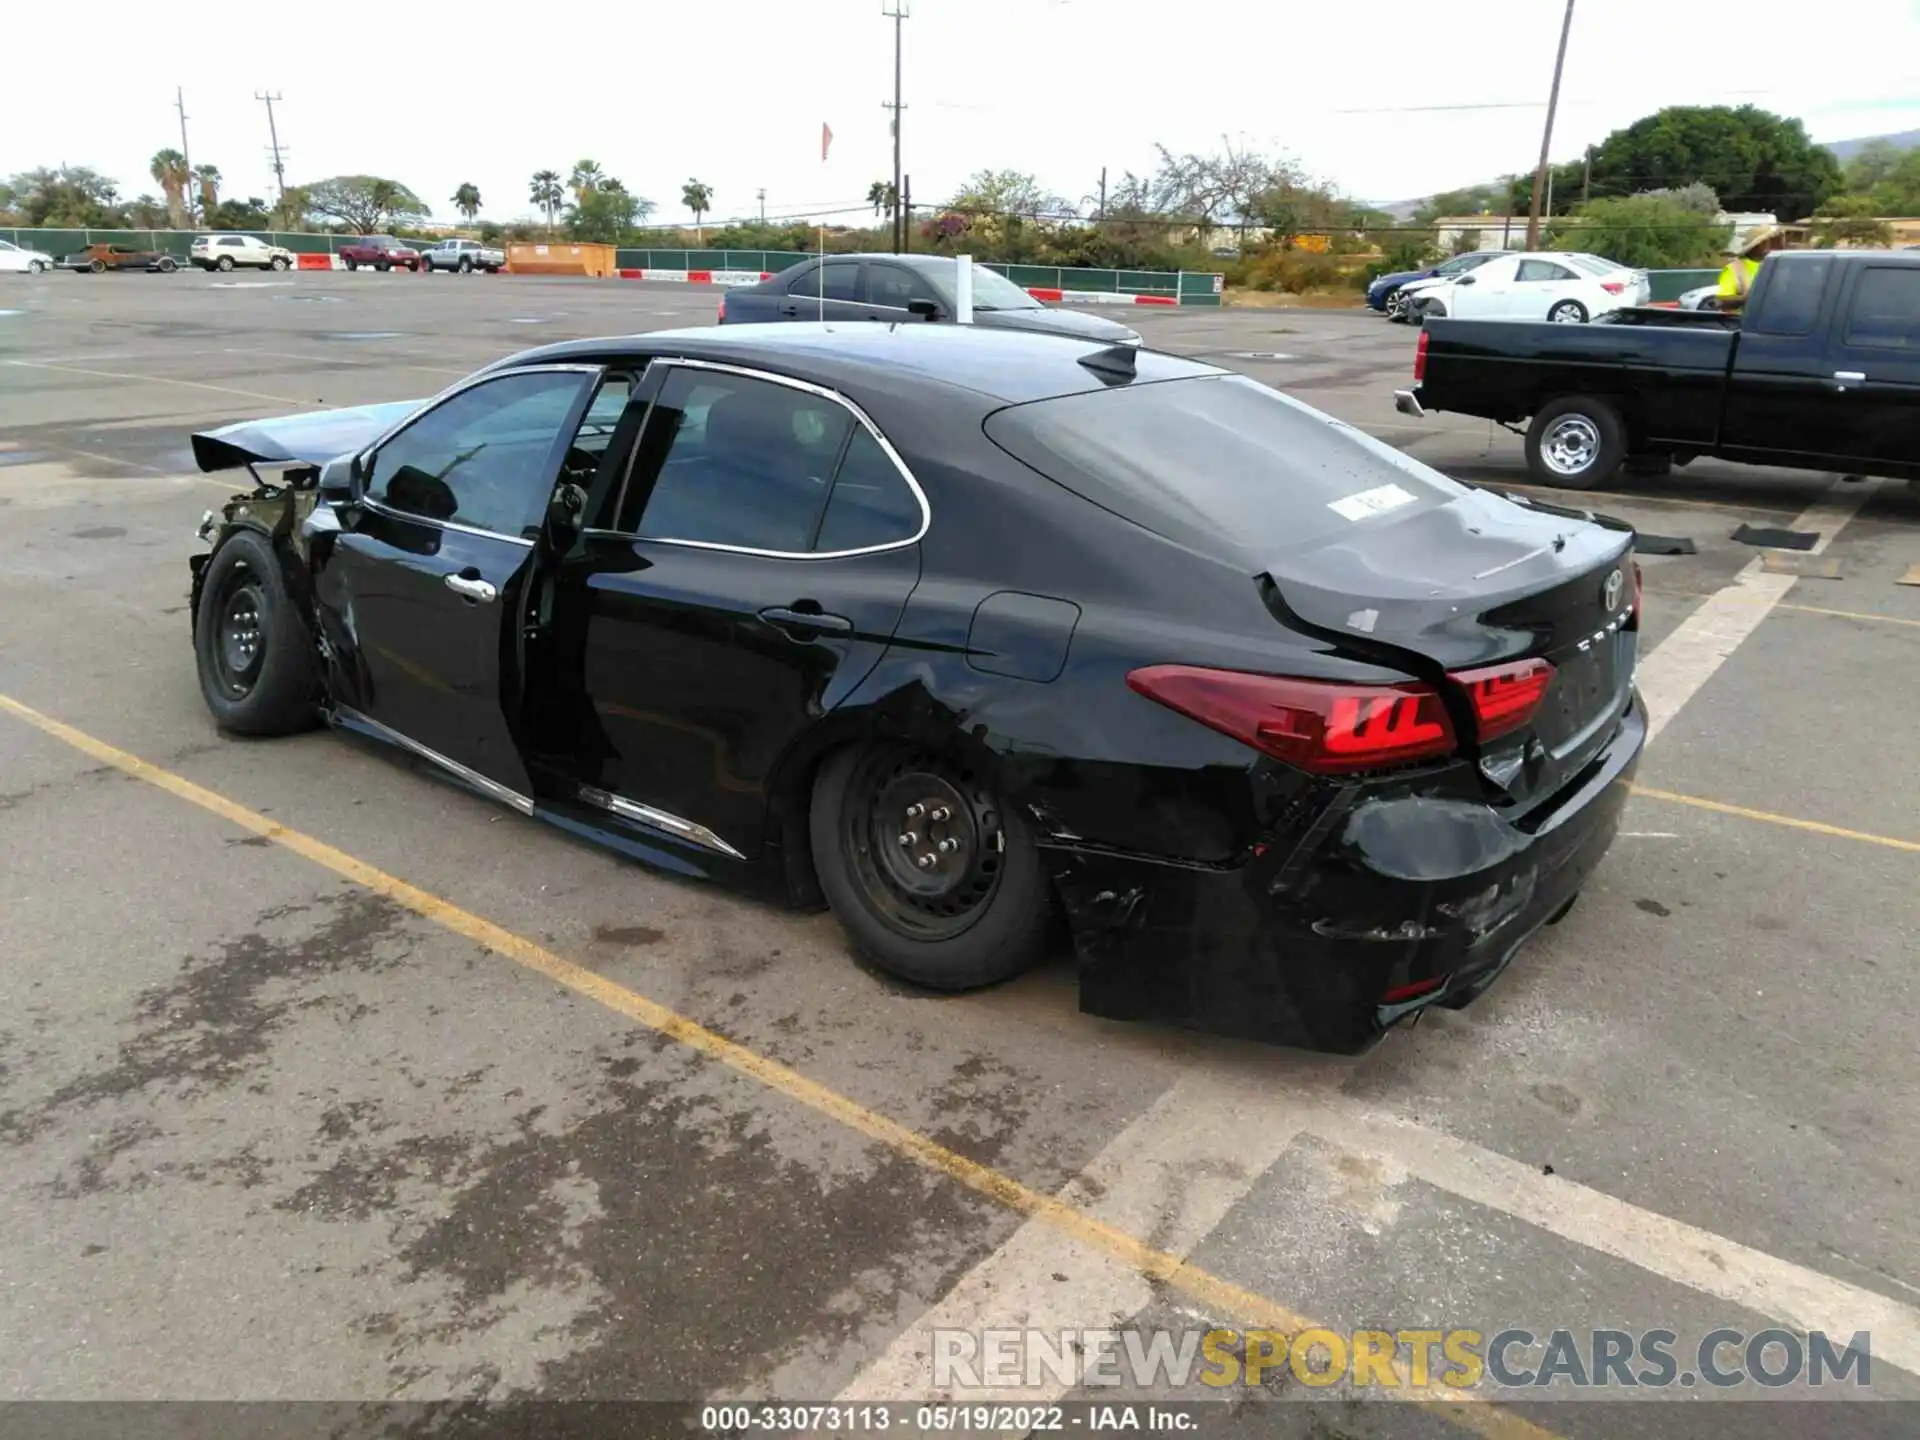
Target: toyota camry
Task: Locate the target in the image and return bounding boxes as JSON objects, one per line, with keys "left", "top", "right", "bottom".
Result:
{"left": 185, "top": 323, "right": 1644, "bottom": 1052}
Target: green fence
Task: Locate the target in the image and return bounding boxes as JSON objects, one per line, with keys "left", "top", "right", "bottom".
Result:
{"left": 2, "top": 228, "right": 379, "bottom": 258}
{"left": 1646, "top": 268, "right": 1720, "bottom": 302}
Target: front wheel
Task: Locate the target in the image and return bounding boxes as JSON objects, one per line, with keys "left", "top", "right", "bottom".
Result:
{"left": 88, "top": 259, "right": 105, "bottom": 273}
{"left": 193, "top": 529, "right": 321, "bottom": 735}
{"left": 1548, "top": 299, "right": 1588, "bottom": 324}
{"left": 270, "top": 255, "right": 289, "bottom": 271}
{"left": 810, "top": 742, "right": 1052, "bottom": 991}
{"left": 374, "top": 260, "right": 390, "bottom": 272}
{"left": 345, "top": 257, "right": 359, "bottom": 270}
{"left": 1525, "top": 396, "right": 1626, "bottom": 490}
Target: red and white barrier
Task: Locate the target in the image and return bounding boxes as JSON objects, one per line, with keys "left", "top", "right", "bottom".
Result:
{"left": 1025, "top": 287, "right": 1179, "bottom": 307}
{"left": 618, "top": 267, "right": 773, "bottom": 286}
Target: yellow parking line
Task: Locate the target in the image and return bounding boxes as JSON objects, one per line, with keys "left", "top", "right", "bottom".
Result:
{"left": 0, "top": 692, "right": 1554, "bottom": 1440}
{"left": 1632, "top": 784, "right": 1920, "bottom": 854}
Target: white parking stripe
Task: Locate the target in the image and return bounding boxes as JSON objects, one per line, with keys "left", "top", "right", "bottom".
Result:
{"left": 1303, "top": 1105, "right": 1920, "bottom": 1377}
{"left": 1636, "top": 478, "right": 1881, "bottom": 742}
{"left": 838, "top": 1062, "right": 1341, "bottom": 1401}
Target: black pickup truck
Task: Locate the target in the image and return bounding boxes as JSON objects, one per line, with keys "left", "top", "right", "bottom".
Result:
{"left": 1395, "top": 249, "right": 1920, "bottom": 489}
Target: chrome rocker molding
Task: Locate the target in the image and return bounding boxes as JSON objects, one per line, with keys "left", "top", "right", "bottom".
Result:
{"left": 332, "top": 705, "right": 535, "bottom": 816}
{"left": 576, "top": 784, "right": 746, "bottom": 860}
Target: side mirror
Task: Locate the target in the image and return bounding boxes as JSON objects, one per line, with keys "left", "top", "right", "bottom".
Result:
{"left": 907, "top": 298, "right": 941, "bottom": 320}
{"left": 1456, "top": 275, "right": 1476, "bottom": 286}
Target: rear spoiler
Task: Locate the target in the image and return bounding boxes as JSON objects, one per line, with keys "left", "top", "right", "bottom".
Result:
{"left": 189, "top": 399, "right": 426, "bottom": 475}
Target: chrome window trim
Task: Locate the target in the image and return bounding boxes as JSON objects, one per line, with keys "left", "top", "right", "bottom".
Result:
{"left": 334, "top": 705, "right": 535, "bottom": 816}
{"left": 351, "top": 362, "right": 608, "bottom": 545}
{"left": 593, "top": 355, "right": 931, "bottom": 561}
{"left": 576, "top": 784, "right": 746, "bottom": 860}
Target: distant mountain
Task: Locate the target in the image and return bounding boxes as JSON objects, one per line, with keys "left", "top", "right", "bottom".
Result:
{"left": 1822, "top": 128, "right": 1920, "bottom": 162}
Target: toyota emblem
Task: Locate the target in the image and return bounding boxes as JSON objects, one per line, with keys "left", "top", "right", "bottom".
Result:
{"left": 1602, "top": 568, "right": 1624, "bottom": 613}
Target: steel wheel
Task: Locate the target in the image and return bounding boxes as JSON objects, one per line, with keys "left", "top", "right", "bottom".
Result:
{"left": 1541, "top": 414, "right": 1602, "bottom": 476}
{"left": 210, "top": 565, "right": 267, "bottom": 699}
{"left": 842, "top": 749, "right": 1006, "bottom": 942}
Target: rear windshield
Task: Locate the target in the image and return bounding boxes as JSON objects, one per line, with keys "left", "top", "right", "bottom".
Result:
{"left": 984, "top": 374, "right": 1467, "bottom": 557}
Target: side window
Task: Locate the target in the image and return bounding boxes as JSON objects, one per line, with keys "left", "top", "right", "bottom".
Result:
{"left": 869, "top": 264, "right": 939, "bottom": 309}
{"left": 1753, "top": 256, "right": 1831, "bottom": 337}
{"left": 1841, "top": 267, "right": 1920, "bottom": 350}
{"left": 1516, "top": 260, "right": 1572, "bottom": 282}
{"left": 364, "top": 370, "right": 595, "bottom": 537}
{"left": 786, "top": 261, "right": 860, "bottom": 301}
{"left": 815, "top": 428, "right": 922, "bottom": 551}
{"left": 784, "top": 262, "right": 822, "bottom": 297}
{"left": 618, "top": 369, "right": 853, "bottom": 551}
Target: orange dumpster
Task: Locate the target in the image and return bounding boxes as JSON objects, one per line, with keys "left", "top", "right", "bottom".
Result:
{"left": 505, "top": 241, "right": 615, "bottom": 278}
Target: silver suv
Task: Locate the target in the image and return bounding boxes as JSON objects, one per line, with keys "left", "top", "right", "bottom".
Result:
{"left": 422, "top": 238, "right": 505, "bottom": 274}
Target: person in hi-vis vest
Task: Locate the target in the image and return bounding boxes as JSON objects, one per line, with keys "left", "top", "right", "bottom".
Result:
{"left": 1715, "top": 226, "right": 1780, "bottom": 310}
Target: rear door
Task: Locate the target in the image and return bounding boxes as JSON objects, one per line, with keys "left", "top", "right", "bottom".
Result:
{"left": 1719, "top": 253, "right": 1844, "bottom": 465}
{"left": 540, "top": 360, "right": 925, "bottom": 861}
{"left": 1510, "top": 258, "right": 1581, "bottom": 319}
{"left": 1819, "top": 261, "right": 1920, "bottom": 474}
{"left": 777, "top": 258, "right": 867, "bottom": 322}
{"left": 314, "top": 364, "right": 621, "bottom": 810}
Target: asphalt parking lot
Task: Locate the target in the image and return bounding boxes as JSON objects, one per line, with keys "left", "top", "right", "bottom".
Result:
{"left": 1, "top": 268, "right": 1917, "bottom": 1435}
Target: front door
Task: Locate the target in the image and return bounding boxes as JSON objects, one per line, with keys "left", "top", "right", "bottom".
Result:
{"left": 1719, "top": 253, "right": 1844, "bottom": 467}
{"left": 863, "top": 259, "right": 946, "bottom": 323}
{"left": 540, "top": 360, "right": 926, "bottom": 861}
{"left": 313, "top": 364, "right": 610, "bottom": 810}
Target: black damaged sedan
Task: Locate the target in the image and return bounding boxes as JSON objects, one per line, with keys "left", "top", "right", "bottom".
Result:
{"left": 187, "top": 323, "right": 1644, "bottom": 1052}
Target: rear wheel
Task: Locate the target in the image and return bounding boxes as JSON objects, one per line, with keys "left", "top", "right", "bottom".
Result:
{"left": 193, "top": 530, "right": 320, "bottom": 736}
{"left": 810, "top": 742, "right": 1051, "bottom": 991}
{"left": 1525, "top": 396, "right": 1626, "bottom": 490}
{"left": 217, "top": 254, "right": 235, "bottom": 272}
{"left": 1548, "top": 299, "right": 1587, "bottom": 323}
{"left": 458, "top": 256, "right": 473, "bottom": 274}
{"left": 156, "top": 257, "right": 177, "bottom": 272}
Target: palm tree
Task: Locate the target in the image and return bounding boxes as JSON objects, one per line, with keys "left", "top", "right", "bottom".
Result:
{"left": 451, "top": 182, "right": 482, "bottom": 222}
{"left": 568, "top": 159, "right": 605, "bottom": 204}
{"left": 193, "top": 165, "right": 221, "bottom": 224}
{"left": 867, "top": 180, "right": 898, "bottom": 222}
{"left": 530, "top": 170, "right": 563, "bottom": 236}
{"left": 150, "top": 149, "right": 189, "bottom": 229}
{"left": 681, "top": 179, "right": 713, "bottom": 243}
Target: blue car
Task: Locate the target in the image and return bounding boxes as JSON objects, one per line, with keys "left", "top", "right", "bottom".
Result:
{"left": 1367, "top": 250, "right": 1506, "bottom": 318}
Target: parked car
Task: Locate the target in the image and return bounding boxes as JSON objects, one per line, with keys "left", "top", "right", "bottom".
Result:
{"left": 58, "top": 243, "right": 178, "bottom": 273}
{"left": 184, "top": 322, "right": 1642, "bottom": 1053}
{"left": 1679, "top": 283, "right": 1720, "bottom": 310}
{"left": 191, "top": 234, "right": 294, "bottom": 272}
{"left": 719, "top": 254, "right": 1143, "bottom": 346}
{"left": 422, "top": 238, "right": 505, "bottom": 274}
{"left": 338, "top": 236, "right": 422, "bottom": 272}
{"left": 1396, "top": 248, "right": 1920, "bottom": 489}
{"left": 1367, "top": 250, "right": 1505, "bottom": 317}
{"left": 1557, "top": 251, "right": 1653, "bottom": 306}
{"left": 1406, "top": 251, "right": 1645, "bottom": 326}
{"left": 0, "top": 238, "right": 56, "bottom": 274}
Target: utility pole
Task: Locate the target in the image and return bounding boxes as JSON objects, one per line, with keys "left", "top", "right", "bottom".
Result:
{"left": 882, "top": 0, "right": 908, "bottom": 252}
{"left": 902, "top": 174, "right": 912, "bottom": 253}
{"left": 256, "top": 91, "right": 287, "bottom": 205}
{"left": 1098, "top": 166, "right": 1108, "bottom": 221}
{"left": 1525, "top": 0, "right": 1576, "bottom": 249}
{"left": 1582, "top": 145, "right": 1593, "bottom": 203}
{"left": 175, "top": 87, "right": 195, "bottom": 227}
{"left": 757, "top": 187, "right": 766, "bottom": 223}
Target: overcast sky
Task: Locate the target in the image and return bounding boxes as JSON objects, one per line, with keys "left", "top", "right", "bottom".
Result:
{"left": 8, "top": 0, "right": 1919, "bottom": 226}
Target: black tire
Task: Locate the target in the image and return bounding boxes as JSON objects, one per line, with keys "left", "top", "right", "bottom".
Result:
{"left": 193, "top": 529, "right": 321, "bottom": 736}
{"left": 345, "top": 257, "right": 358, "bottom": 270}
{"left": 88, "top": 259, "right": 105, "bottom": 273}
{"left": 217, "top": 254, "right": 235, "bottom": 272}
{"left": 1547, "top": 298, "right": 1587, "bottom": 324}
{"left": 1525, "top": 395, "right": 1626, "bottom": 490}
{"left": 458, "top": 256, "right": 473, "bottom": 274}
{"left": 810, "top": 741, "right": 1051, "bottom": 991}
{"left": 270, "top": 255, "right": 289, "bottom": 271}
{"left": 156, "top": 257, "right": 177, "bottom": 272}
{"left": 374, "top": 260, "right": 391, "bottom": 272}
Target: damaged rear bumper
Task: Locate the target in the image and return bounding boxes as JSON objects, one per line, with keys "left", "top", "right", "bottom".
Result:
{"left": 1050, "top": 695, "right": 1646, "bottom": 1053}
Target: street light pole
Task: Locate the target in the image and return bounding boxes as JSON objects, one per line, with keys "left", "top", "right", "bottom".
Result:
{"left": 882, "top": 0, "right": 908, "bottom": 252}
{"left": 1525, "top": 0, "right": 1576, "bottom": 250}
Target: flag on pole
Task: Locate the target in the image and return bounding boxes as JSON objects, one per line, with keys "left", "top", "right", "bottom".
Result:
{"left": 821, "top": 122, "right": 834, "bottom": 162}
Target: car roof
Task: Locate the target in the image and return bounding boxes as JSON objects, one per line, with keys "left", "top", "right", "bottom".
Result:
{"left": 492, "top": 322, "right": 1223, "bottom": 405}
{"left": 792, "top": 252, "right": 988, "bottom": 274}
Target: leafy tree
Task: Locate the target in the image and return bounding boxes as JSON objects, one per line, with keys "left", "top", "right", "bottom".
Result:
{"left": 9, "top": 166, "right": 126, "bottom": 226}
{"left": 210, "top": 196, "right": 271, "bottom": 229}
{"left": 1637, "top": 183, "right": 1720, "bottom": 215}
{"left": 1844, "top": 140, "right": 1908, "bottom": 192}
{"left": 566, "top": 181, "right": 652, "bottom": 244}
{"left": 193, "top": 164, "right": 221, "bottom": 221}
{"left": 568, "top": 159, "right": 605, "bottom": 203}
{"left": 451, "top": 182, "right": 482, "bottom": 222}
{"left": 1812, "top": 194, "right": 1894, "bottom": 248}
{"left": 681, "top": 178, "right": 713, "bottom": 241}
{"left": 1547, "top": 194, "right": 1730, "bottom": 269}
{"left": 303, "top": 175, "right": 430, "bottom": 232}
{"left": 1865, "top": 148, "right": 1920, "bottom": 216}
{"left": 150, "top": 149, "right": 190, "bottom": 227}
{"left": 274, "top": 186, "right": 310, "bottom": 230}
{"left": 529, "top": 169, "right": 563, "bottom": 235}
{"left": 866, "top": 180, "right": 898, "bottom": 222}
{"left": 1582, "top": 105, "right": 1841, "bottom": 218}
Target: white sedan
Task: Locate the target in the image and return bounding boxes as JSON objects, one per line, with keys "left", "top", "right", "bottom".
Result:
{"left": 1411, "top": 251, "right": 1647, "bottom": 324}
{"left": 0, "top": 238, "right": 55, "bottom": 274}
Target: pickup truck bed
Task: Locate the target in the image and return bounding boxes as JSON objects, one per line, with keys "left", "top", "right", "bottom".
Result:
{"left": 1397, "top": 249, "right": 1920, "bottom": 489}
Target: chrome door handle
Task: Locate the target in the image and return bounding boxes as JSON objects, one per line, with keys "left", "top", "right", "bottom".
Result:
{"left": 445, "top": 573, "right": 497, "bottom": 603}
{"left": 1833, "top": 370, "right": 1866, "bottom": 390}
{"left": 759, "top": 605, "right": 852, "bottom": 638}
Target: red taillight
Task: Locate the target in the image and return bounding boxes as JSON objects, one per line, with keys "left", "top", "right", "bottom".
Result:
{"left": 1414, "top": 328, "right": 1429, "bottom": 381}
{"left": 1453, "top": 658, "right": 1555, "bottom": 742}
{"left": 1127, "top": 666, "right": 1457, "bottom": 775}
{"left": 716, "top": 294, "right": 727, "bottom": 322}
{"left": 1601, "top": 280, "right": 1625, "bottom": 295}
